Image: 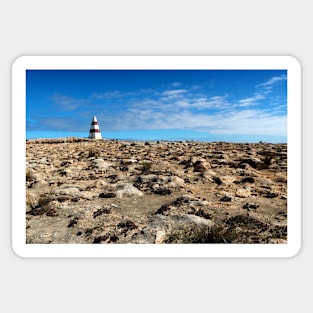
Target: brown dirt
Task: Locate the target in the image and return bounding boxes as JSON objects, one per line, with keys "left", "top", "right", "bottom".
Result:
{"left": 26, "top": 138, "right": 287, "bottom": 244}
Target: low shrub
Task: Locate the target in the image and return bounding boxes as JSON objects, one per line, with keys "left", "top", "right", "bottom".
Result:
{"left": 141, "top": 161, "right": 152, "bottom": 174}
{"left": 165, "top": 223, "right": 226, "bottom": 244}
{"left": 88, "top": 149, "right": 100, "bottom": 158}
{"left": 28, "top": 189, "right": 55, "bottom": 215}
{"left": 26, "top": 170, "right": 35, "bottom": 182}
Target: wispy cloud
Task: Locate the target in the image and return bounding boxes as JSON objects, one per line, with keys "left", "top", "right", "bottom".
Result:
{"left": 237, "top": 94, "right": 265, "bottom": 107}
{"left": 92, "top": 91, "right": 124, "bottom": 99}
{"left": 92, "top": 88, "right": 156, "bottom": 99}
{"left": 50, "top": 95, "right": 88, "bottom": 111}
{"left": 256, "top": 75, "right": 287, "bottom": 88}
{"left": 35, "top": 117, "right": 87, "bottom": 132}
{"left": 102, "top": 105, "right": 286, "bottom": 137}
{"left": 161, "top": 89, "right": 187, "bottom": 97}
{"left": 255, "top": 75, "right": 287, "bottom": 95}
{"left": 174, "top": 95, "right": 229, "bottom": 109}
{"left": 34, "top": 74, "right": 287, "bottom": 138}
{"left": 171, "top": 82, "right": 182, "bottom": 87}
{"left": 26, "top": 119, "right": 38, "bottom": 131}
{"left": 213, "top": 109, "right": 287, "bottom": 136}
{"left": 95, "top": 79, "right": 287, "bottom": 136}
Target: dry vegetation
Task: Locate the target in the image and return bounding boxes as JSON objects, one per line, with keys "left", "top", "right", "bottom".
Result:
{"left": 26, "top": 138, "right": 287, "bottom": 244}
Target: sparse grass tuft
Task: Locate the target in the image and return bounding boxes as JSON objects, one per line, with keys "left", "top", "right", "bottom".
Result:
{"left": 88, "top": 149, "right": 100, "bottom": 158}
{"left": 165, "top": 223, "right": 226, "bottom": 244}
{"left": 26, "top": 194, "right": 37, "bottom": 209}
{"left": 141, "top": 161, "right": 152, "bottom": 174}
{"left": 26, "top": 170, "right": 36, "bottom": 182}
{"left": 170, "top": 154, "right": 180, "bottom": 161}
{"left": 37, "top": 195, "right": 53, "bottom": 208}
{"left": 28, "top": 189, "right": 55, "bottom": 215}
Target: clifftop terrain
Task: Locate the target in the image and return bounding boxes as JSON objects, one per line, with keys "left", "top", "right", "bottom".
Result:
{"left": 26, "top": 138, "right": 287, "bottom": 244}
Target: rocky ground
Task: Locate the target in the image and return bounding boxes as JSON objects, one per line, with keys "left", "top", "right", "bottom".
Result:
{"left": 26, "top": 138, "right": 287, "bottom": 244}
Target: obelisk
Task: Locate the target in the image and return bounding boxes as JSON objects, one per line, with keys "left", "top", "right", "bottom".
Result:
{"left": 88, "top": 116, "right": 102, "bottom": 139}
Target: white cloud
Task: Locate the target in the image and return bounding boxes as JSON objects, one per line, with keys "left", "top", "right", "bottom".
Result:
{"left": 174, "top": 100, "right": 191, "bottom": 108}
{"left": 92, "top": 91, "right": 123, "bottom": 98}
{"left": 212, "top": 110, "right": 287, "bottom": 136}
{"left": 97, "top": 82, "right": 286, "bottom": 136}
{"left": 92, "top": 88, "right": 157, "bottom": 99}
{"left": 103, "top": 102, "right": 286, "bottom": 136}
{"left": 171, "top": 82, "right": 182, "bottom": 87}
{"left": 174, "top": 95, "right": 229, "bottom": 110}
{"left": 50, "top": 95, "right": 86, "bottom": 110}
{"left": 161, "top": 89, "right": 187, "bottom": 97}
{"left": 237, "top": 94, "right": 265, "bottom": 107}
{"left": 47, "top": 80, "right": 286, "bottom": 137}
{"left": 205, "top": 96, "right": 229, "bottom": 108}
{"left": 39, "top": 117, "right": 86, "bottom": 132}
{"left": 256, "top": 75, "right": 287, "bottom": 88}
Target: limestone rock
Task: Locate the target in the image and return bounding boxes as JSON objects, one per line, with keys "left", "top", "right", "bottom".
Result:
{"left": 26, "top": 139, "right": 287, "bottom": 244}
{"left": 115, "top": 183, "right": 144, "bottom": 198}
{"left": 155, "top": 230, "right": 166, "bottom": 244}
{"left": 269, "top": 239, "right": 287, "bottom": 244}
{"left": 214, "top": 175, "right": 235, "bottom": 186}
{"left": 235, "top": 187, "right": 251, "bottom": 198}
{"left": 59, "top": 186, "right": 81, "bottom": 196}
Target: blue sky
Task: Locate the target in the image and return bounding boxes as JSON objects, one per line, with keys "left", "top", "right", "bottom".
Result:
{"left": 26, "top": 69, "right": 287, "bottom": 142}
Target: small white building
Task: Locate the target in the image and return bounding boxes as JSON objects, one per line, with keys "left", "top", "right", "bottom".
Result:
{"left": 88, "top": 116, "right": 102, "bottom": 139}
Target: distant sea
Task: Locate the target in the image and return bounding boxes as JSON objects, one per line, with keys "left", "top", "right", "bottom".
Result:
{"left": 26, "top": 130, "right": 287, "bottom": 144}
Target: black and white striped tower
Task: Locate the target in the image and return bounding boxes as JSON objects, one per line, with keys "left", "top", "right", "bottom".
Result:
{"left": 88, "top": 116, "right": 102, "bottom": 139}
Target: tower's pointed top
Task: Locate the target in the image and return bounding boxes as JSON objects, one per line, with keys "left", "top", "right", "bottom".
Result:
{"left": 89, "top": 115, "right": 102, "bottom": 139}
